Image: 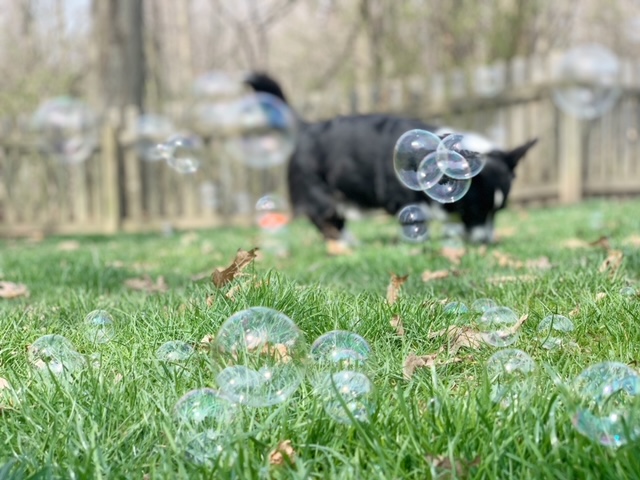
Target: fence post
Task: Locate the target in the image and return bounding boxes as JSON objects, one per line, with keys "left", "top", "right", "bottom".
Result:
{"left": 558, "top": 113, "right": 583, "bottom": 204}
{"left": 101, "top": 109, "right": 121, "bottom": 233}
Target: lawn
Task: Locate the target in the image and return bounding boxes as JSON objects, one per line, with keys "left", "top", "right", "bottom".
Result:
{"left": 1, "top": 198, "right": 640, "bottom": 479}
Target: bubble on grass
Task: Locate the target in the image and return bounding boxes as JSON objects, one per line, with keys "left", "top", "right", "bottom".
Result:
{"left": 157, "top": 340, "right": 194, "bottom": 376}
{"left": 620, "top": 286, "right": 637, "bottom": 297}
{"left": 537, "top": 314, "right": 574, "bottom": 350}
{"left": 320, "top": 370, "right": 376, "bottom": 425}
{"left": 136, "top": 114, "right": 175, "bottom": 161}
{"left": 478, "top": 306, "right": 520, "bottom": 347}
{"left": 397, "top": 204, "right": 429, "bottom": 243}
{"left": 164, "top": 133, "right": 204, "bottom": 174}
{"left": 570, "top": 362, "right": 640, "bottom": 447}
{"left": 394, "top": 129, "right": 441, "bottom": 190}
{"left": 83, "top": 310, "right": 115, "bottom": 344}
{"left": 487, "top": 349, "right": 536, "bottom": 409}
{"left": 27, "top": 334, "right": 86, "bottom": 378}
{"left": 310, "top": 331, "right": 371, "bottom": 383}
{"left": 552, "top": 44, "right": 621, "bottom": 120}
{"left": 417, "top": 152, "right": 444, "bottom": 190}
{"left": 423, "top": 175, "right": 471, "bottom": 204}
{"left": 224, "top": 93, "right": 296, "bottom": 169}
{"left": 471, "top": 298, "right": 498, "bottom": 314}
{"left": 439, "top": 133, "right": 488, "bottom": 177}
{"left": 32, "top": 96, "right": 98, "bottom": 165}
{"left": 443, "top": 301, "right": 469, "bottom": 316}
{"left": 213, "top": 307, "right": 308, "bottom": 407}
{"left": 174, "top": 388, "right": 236, "bottom": 466}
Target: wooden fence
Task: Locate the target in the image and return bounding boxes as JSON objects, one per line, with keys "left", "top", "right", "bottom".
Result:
{"left": 2, "top": 51, "right": 640, "bottom": 237}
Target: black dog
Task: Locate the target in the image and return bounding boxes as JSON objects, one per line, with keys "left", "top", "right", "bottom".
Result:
{"left": 244, "top": 72, "right": 537, "bottom": 244}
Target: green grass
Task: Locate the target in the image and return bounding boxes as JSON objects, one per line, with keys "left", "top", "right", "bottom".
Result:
{"left": 1, "top": 199, "right": 640, "bottom": 479}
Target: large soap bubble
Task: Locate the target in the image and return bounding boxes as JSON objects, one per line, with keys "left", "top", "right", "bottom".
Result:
{"left": 552, "top": 44, "right": 621, "bottom": 119}
{"left": 478, "top": 306, "right": 520, "bottom": 347}
{"left": 27, "top": 334, "right": 86, "bottom": 378}
{"left": 394, "top": 129, "right": 442, "bottom": 190}
{"left": 83, "top": 309, "right": 115, "bottom": 344}
{"left": 213, "top": 307, "right": 308, "bottom": 407}
{"left": 319, "top": 370, "right": 376, "bottom": 424}
{"left": 397, "top": 204, "right": 429, "bottom": 243}
{"left": 191, "top": 71, "right": 246, "bottom": 134}
{"left": 163, "top": 133, "right": 205, "bottom": 174}
{"left": 487, "top": 349, "right": 537, "bottom": 409}
{"left": 570, "top": 362, "right": 640, "bottom": 448}
{"left": 32, "top": 96, "right": 98, "bottom": 164}
{"left": 136, "top": 114, "right": 175, "bottom": 161}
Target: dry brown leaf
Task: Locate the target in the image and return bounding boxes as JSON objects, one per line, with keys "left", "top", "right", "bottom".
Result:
{"left": 56, "top": 240, "right": 81, "bottom": 251}
{"left": 114, "top": 373, "right": 123, "bottom": 384}
{"left": 200, "top": 334, "right": 215, "bottom": 344}
{"left": 0, "top": 281, "right": 30, "bottom": 299}
{"left": 190, "top": 271, "right": 210, "bottom": 282}
{"left": 206, "top": 294, "right": 215, "bottom": 306}
{"left": 269, "top": 440, "right": 296, "bottom": 466}
{"left": 568, "top": 305, "right": 581, "bottom": 317}
{"left": 589, "top": 236, "right": 611, "bottom": 249}
{"left": 599, "top": 250, "right": 623, "bottom": 278}
{"left": 526, "top": 256, "right": 552, "bottom": 270}
{"left": 421, "top": 270, "right": 451, "bottom": 282}
{"left": 403, "top": 353, "right": 465, "bottom": 380}
{"left": 595, "top": 292, "right": 607, "bottom": 302}
{"left": 476, "top": 245, "right": 488, "bottom": 257}
{"left": 386, "top": 273, "right": 409, "bottom": 305}
{"left": 495, "top": 226, "right": 517, "bottom": 239}
{"left": 124, "top": 275, "right": 169, "bottom": 293}
{"left": 211, "top": 248, "right": 259, "bottom": 288}
{"left": 562, "top": 238, "right": 590, "bottom": 249}
{"left": 623, "top": 235, "right": 640, "bottom": 247}
{"left": 426, "top": 454, "right": 481, "bottom": 479}
{"left": 486, "top": 274, "right": 536, "bottom": 285}
{"left": 492, "top": 251, "right": 551, "bottom": 270}
{"left": 0, "top": 378, "right": 10, "bottom": 390}
{"left": 441, "top": 246, "right": 466, "bottom": 265}
{"left": 225, "top": 279, "right": 252, "bottom": 300}
{"left": 326, "top": 240, "right": 353, "bottom": 256}
{"left": 390, "top": 315, "right": 405, "bottom": 336}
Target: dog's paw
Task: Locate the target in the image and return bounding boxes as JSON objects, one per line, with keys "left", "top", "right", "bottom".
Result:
{"left": 340, "top": 229, "right": 360, "bottom": 247}
{"left": 326, "top": 239, "right": 354, "bottom": 256}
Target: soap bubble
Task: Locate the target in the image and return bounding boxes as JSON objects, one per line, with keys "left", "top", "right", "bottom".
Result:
{"left": 487, "top": 349, "right": 537, "bottom": 409}
{"left": 163, "top": 133, "right": 204, "bottom": 174}
{"left": 157, "top": 340, "right": 195, "bottom": 375}
{"left": 416, "top": 152, "right": 444, "bottom": 190}
{"left": 193, "top": 71, "right": 244, "bottom": 100}
{"left": 471, "top": 298, "right": 498, "bottom": 314}
{"left": 255, "top": 194, "right": 290, "bottom": 257}
{"left": 225, "top": 93, "right": 296, "bottom": 169}
{"left": 83, "top": 310, "right": 115, "bottom": 344}
{"left": 620, "top": 286, "right": 637, "bottom": 297}
{"left": 434, "top": 150, "right": 472, "bottom": 180}
{"left": 394, "top": 129, "right": 442, "bottom": 190}
{"left": 478, "top": 306, "right": 520, "bottom": 347}
{"left": 319, "top": 370, "right": 376, "bottom": 424}
{"left": 570, "top": 362, "right": 640, "bottom": 447}
{"left": 310, "top": 330, "right": 371, "bottom": 374}
{"left": 443, "top": 301, "right": 469, "bottom": 316}
{"left": 552, "top": 44, "right": 621, "bottom": 119}
{"left": 174, "top": 388, "right": 236, "bottom": 465}
{"left": 537, "top": 314, "right": 575, "bottom": 350}
{"left": 213, "top": 307, "right": 308, "bottom": 407}
{"left": 423, "top": 175, "right": 471, "bottom": 204}
{"left": 32, "top": 96, "right": 98, "bottom": 164}
{"left": 439, "top": 133, "right": 488, "bottom": 177}
{"left": 27, "top": 334, "right": 86, "bottom": 378}
{"left": 136, "top": 114, "right": 175, "bottom": 161}
{"left": 397, "top": 204, "right": 429, "bottom": 243}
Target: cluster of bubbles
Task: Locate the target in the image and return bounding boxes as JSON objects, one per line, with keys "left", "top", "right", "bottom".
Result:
{"left": 552, "top": 44, "right": 622, "bottom": 120}
{"left": 31, "top": 96, "right": 99, "bottom": 165}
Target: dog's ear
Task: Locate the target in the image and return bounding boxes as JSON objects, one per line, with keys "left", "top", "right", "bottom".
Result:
{"left": 243, "top": 72, "right": 288, "bottom": 103}
{"left": 499, "top": 138, "right": 538, "bottom": 171}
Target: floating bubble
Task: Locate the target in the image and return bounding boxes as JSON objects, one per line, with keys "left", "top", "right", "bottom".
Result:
{"left": 620, "top": 286, "right": 637, "bottom": 297}
{"left": 552, "top": 44, "right": 621, "bottom": 119}
{"left": 439, "top": 133, "right": 488, "bottom": 177}
{"left": 319, "top": 370, "right": 376, "bottom": 424}
{"left": 27, "top": 334, "right": 86, "bottom": 378}
{"left": 255, "top": 194, "right": 290, "bottom": 231}
{"left": 397, "top": 204, "right": 429, "bottom": 243}
{"left": 434, "top": 150, "right": 471, "bottom": 180}
{"left": 157, "top": 340, "right": 194, "bottom": 375}
{"left": 225, "top": 93, "right": 296, "bottom": 169}
{"left": 310, "top": 331, "right": 371, "bottom": 375}
{"left": 423, "top": 175, "right": 471, "bottom": 204}
{"left": 32, "top": 96, "right": 98, "bottom": 164}
{"left": 537, "top": 314, "right": 574, "bottom": 350}
{"left": 164, "top": 133, "right": 204, "bottom": 174}
{"left": 213, "top": 307, "right": 308, "bottom": 407}
{"left": 193, "top": 71, "right": 245, "bottom": 101}
{"left": 472, "top": 298, "right": 498, "bottom": 314}
{"left": 487, "top": 349, "right": 536, "bottom": 409}
{"left": 416, "top": 152, "right": 444, "bottom": 189}
{"left": 570, "top": 362, "right": 640, "bottom": 447}
{"left": 443, "top": 302, "right": 469, "bottom": 316}
{"left": 83, "top": 309, "right": 115, "bottom": 344}
{"left": 478, "top": 306, "right": 520, "bottom": 347}
{"left": 174, "top": 388, "right": 236, "bottom": 465}
{"left": 394, "top": 129, "right": 442, "bottom": 190}
{"left": 136, "top": 114, "right": 175, "bottom": 161}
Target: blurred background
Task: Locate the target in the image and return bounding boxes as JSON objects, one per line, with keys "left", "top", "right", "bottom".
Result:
{"left": 1, "top": 0, "right": 640, "bottom": 237}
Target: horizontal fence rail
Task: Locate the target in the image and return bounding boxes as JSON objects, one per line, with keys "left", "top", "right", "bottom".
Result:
{"left": 1, "top": 50, "right": 640, "bottom": 237}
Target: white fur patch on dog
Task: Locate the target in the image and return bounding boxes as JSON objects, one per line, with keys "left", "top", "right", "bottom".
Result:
{"left": 494, "top": 189, "right": 505, "bottom": 209}
{"left": 468, "top": 219, "right": 496, "bottom": 244}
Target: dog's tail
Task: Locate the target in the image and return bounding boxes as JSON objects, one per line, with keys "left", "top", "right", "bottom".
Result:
{"left": 243, "top": 72, "right": 288, "bottom": 104}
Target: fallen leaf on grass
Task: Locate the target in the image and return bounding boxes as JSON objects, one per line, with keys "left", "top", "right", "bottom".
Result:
{"left": 390, "top": 316, "right": 405, "bottom": 336}
{"left": 56, "top": 240, "right": 80, "bottom": 251}
{"left": 425, "top": 454, "right": 481, "bottom": 479}
{"left": 0, "top": 377, "right": 13, "bottom": 413}
{"left": 568, "top": 305, "right": 581, "bottom": 317}
{"left": 595, "top": 292, "right": 607, "bottom": 302}
{"left": 492, "top": 251, "right": 551, "bottom": 270}
{"left": 495, "top": 226, "right": 517, "bottom": 239}
{"left": 562, "top": 238, "right": 590, "bottom": 249}
{"left": 599, "top": 250, "right": 623, "bottom": 278}
{"left": 211, "top": 248, "right": 258, "bottom": 288}
{"left": 0, "top": 281, "right": 29, "bottom": 299}
{"left": 124, "top": 275, "right": 169, "bottom": 293}
{"left": 486, "top": 274, "right": 536, "bottom": 285}
{"left": 623, "top": 235, "right": 640, "bottom": 247}
{"left": 386, "top": 273, "right": 409, "bottom": 305}
{"left": 441, "top": 246, "right": 465, "bottom": 265}
{"left": 403, "top": 353, "right": 465, "bottom": 380}
{"left": 326, "top": 240, "right": 353, "bottom": 256}
{"left": 421, "top": 269, "right": 452, "bottom": 282}
{"left": 269, "top": 440, "right": 296, "bottom": 466}
{"left": 589, "top": 236, "right": 611, "bottom": 249}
